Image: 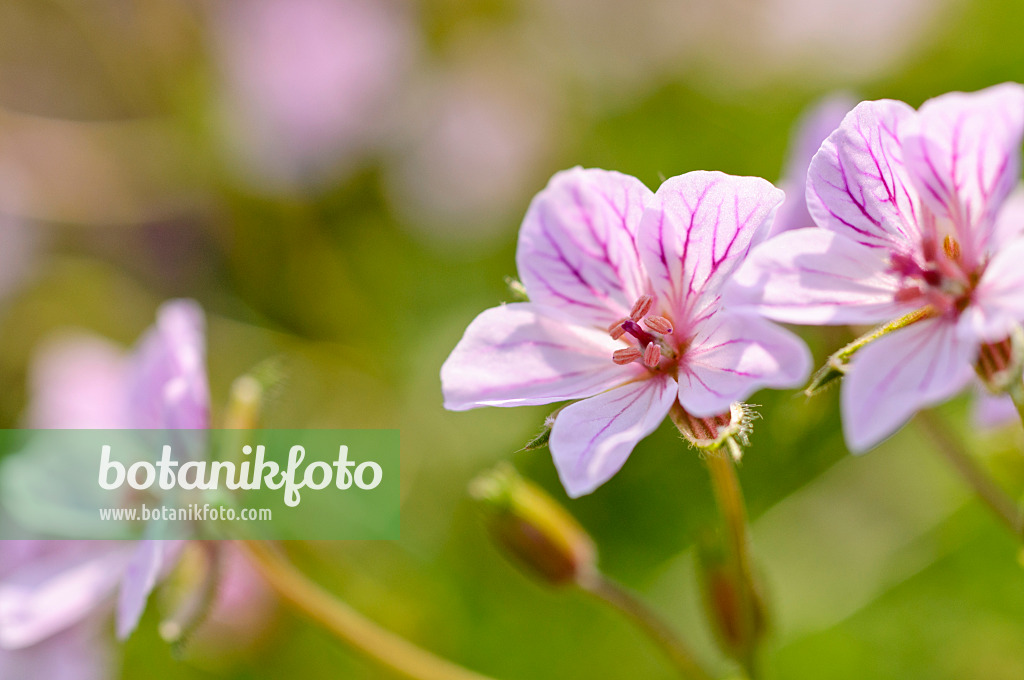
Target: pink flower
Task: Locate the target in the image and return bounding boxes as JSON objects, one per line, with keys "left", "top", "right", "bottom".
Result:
{"left": 727, "top": 83, "right": 1024, "bottom": 451}
{"left": 442, "top": 168, "right": 810, "bottom": 497}
{"left": 0, "top": 541, "right": 115, "bottom": 680}
{"left": 1, "top": 301, "right": 206, "bottom": 655}
{"left": 212, "top": 0, "right": 414, "bottom": 192}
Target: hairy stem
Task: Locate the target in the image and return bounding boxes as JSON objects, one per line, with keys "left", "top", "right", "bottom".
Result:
{"left": 916, "top": 410, "right": 1022, "bottom": 539}
{"left": 704, "top": 452, "right": 761, "bottom": 679}
{"left": 579, "top": 572, "right": 715, "bottom": 680}
{"left": 238, "top": 541, "right": 501, "bottom": 680}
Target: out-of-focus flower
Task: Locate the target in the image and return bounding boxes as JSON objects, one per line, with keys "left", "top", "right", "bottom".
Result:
{"left": 0, "top": 542, "right": 114, "bottom": 680}
{"left": 4, "top": 301, "right": 206, "bottom": 648}
{"left": 385, "top": 49, "right": 557, "bottom": 248}
{"left": 728, "top": 84, "right": 1024, "bottom": 451}
{"left": 442, "top": 168, "right": 809, "bottom": 497}
{"left": 770, "top": 94, "right": 854, "bottom": 236}
{"left": 211, "top": 0, "right": 414, "bottom": 193}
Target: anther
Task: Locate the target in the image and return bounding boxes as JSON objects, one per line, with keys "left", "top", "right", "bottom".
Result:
{"left": 943, "top": 235, "right": 961, "bottom": 262}
{"left": 643, "top": 316, "right": 673, "bottom": 335}
{"left": 643, "top": 343, "right": 661, "bottom": 368}
{"left": 608, "top": 318, "right": 628, "bottom": 340}
{"left": 629, "top": 295, "right": 653, "bottom": 321}
{"left": 613, "top": 348, "right": 642, "bottom": 365}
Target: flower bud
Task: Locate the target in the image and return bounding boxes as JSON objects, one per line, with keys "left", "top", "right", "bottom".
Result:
{"left": 696, "top": 533, "right": 768, "bottom": 664}
{"left": 975, "top": 326, "right": 1024, "bottom": 394}
{"left": 671, "top": 403, "right": 757, "bottom": 460}
{"left": 470, "top": 464, "right": 596, "bottom": 587}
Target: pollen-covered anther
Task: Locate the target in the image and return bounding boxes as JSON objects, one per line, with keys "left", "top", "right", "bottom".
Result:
{"left": 943, "top": 235, "right": 962, "bottom": 262}
{"left": 643, "top": 343, "right": 661, "bottom": 368}
{"left": 643, "top": 315, "right": 673, "bottom": 334}
{"left": 608, "top": 320, "right": 627, "bottom": 340}
{"left": 629, "top": 295, "right": 653, "bottom": 321}
{"left": 612, "top": 347, "right": 642, "bottom": 365}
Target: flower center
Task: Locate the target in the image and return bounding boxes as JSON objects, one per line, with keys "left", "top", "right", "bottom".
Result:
{"left": 890, "top": 236, "right": 977, "bottom": 315}
{"left": 608, "top": 295, "right": 676, "bottom": 370}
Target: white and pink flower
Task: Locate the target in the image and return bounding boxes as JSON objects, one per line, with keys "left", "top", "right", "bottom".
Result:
{"left": 727, "top": 83, "right": 1024, "bottom": 451}
{"left": 442, "top": 168, "right": 810, "bottom": 497}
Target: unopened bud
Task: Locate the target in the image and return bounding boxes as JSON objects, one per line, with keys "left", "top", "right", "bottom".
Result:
{"left": 470, "top": 464, "right": 596, "bottom": 586}
{"left": 975, "top": 326, "right": 1024, "bottom": 394}
{"left": 696, "top": 533, "right": 768, "bottom": 663}
{"left": 671, "top": 403, "right": 757, "bottom": 459}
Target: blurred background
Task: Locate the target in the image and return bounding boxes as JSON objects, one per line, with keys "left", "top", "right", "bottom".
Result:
{"left": 1, "top": 0, "right": 1024, "bottom": 678}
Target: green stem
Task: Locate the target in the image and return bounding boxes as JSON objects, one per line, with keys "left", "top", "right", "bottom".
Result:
{"left": 579, "top": 572, "right": 715, "bottom": 680}
{"left": 916, "top": 410, "right": 1023, "bottom": 539}
{"left": 238, "top": 541, "right": 501, "bottom": 680}
{"left": 704, "top": 452, "right": 761, "bottom": 679}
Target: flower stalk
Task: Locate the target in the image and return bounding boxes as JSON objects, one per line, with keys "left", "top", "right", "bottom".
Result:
{"left": 470, "top": 464, "right": 715, "bottom": 680}
{"left": 238, "top": 540, "right": 502, "bottom": 680}
{"left": 916, "top": 410, "right": 1023, "bottom": 539}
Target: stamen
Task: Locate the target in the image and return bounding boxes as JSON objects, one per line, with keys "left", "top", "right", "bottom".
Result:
{"left": 612, "top": 348, "right": 642, "bottom": 365}
{"left": 609, "top": 323, "right": 626, "bottom": 341}
{"left": 643, "top": 315, "right": 673, "bottom": 334}
{"left": 629, "top": 295, "right": 653, "bottom": 321}
{"left": 643, "top": 343, "right": 661, "bottom": 368}
{"left": 894, "top": 285, "right": 923, "bottom": 303}
{"left": 943, "top": 235, "right": 961, "bottom": 262}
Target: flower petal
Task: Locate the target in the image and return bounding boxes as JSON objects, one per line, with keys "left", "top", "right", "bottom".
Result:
{"left": 772, "top": 94, "right": 856, "bottom": 236}
{"left": 962, "top": 237, "right": 1024, "bottom": 343}
{"left": 638, "top": 171, "right": 784, "bottom": 329}
{"left": 807, "top": 99, "right": 922, "bottom": 251}
{"left": 116, "top": 539, "right": 185, "bottom": 640}
{"left": 841, "top": 317, "right": 975, "bottom": 452}
{"left": 127, "top": 299, "right": 210, "bottom": 430}
{"left": 902, "top": 83, "right": 1024, "bottom": 263}
{"left": 724, "top": 228, "right": 906, "bottom": 325}
{"left": 26, "top": 335, "right": 130, "bottom": 429}
{"left": 550, "top": 376, "right": 677, "bottom": 498}
{"left": 0, "top": 541, "right": 132, "bottom": 649}
{"left": 516, "top": 167, "right": 652, "bottom": 328}
{"left": 441, "top": 303, "right": 641, "bottom": 411}
{"left": 992, "top": 184, "right": 1024, "bottom": 249}
{"left": 678, "top": 313, "right": 811, "bottom": 417}
{"left": 972, "top": 384, "right": 1017, "bottom": 430}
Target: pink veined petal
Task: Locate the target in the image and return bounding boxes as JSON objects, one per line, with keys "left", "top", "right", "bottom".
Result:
{"left": 678, "top": 312, "right": 811, "bottom": 417}
{"left": 807, "top": 99, "right": 922, "bottom": 252}
{"left": 116, "top": 540, "right": 185, "bottom": 640}
{"left": 991, "top": 184, "right": 1024, "bottom": 249}
{"left": 637, "top": 171, "right": 784, "bottom": 330}
{"left": 441, "top": 303, "right": 642, "bottom": 411}
{"left": 0, "top": 541, "right": 133, "bottom": 649}
{"left": 550, "top": 375, "right": 677, "bottom": 498}
{"left": 516, "top": 167, "right": 652, "bottom": 328}
{"left": 724, "top": 228, "right": 906, "bottom": 325}
{"left": 962, "top": 237, "right": 1024, "bottom": 343}
{"left": 127, "top": 299, "right": 210, "bottom": 431}
{"left": 841, "top": 317, "right": 976, "bottom": 452}
{"left": 902, "top": 83, "right": 1024, "bottom": 264}
{"left": 772, "top": 94, "right": 856, "bottom": 236}
{"left": 972, "top": 383, "right": 1018, "bottom": 430}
